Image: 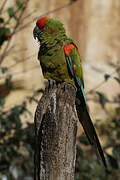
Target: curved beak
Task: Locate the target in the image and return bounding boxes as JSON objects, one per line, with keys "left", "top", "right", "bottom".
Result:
{"left": 33, "top": 25, "right": 42, "bottom": 40}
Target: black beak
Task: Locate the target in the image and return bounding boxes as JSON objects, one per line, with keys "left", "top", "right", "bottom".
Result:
{"left": 33, "top": 25, "right": 42, "bottom": 40}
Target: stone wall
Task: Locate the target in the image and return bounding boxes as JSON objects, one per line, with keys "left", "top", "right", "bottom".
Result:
{"left": 1, "top": 0, "right": 120, "bottom": 127}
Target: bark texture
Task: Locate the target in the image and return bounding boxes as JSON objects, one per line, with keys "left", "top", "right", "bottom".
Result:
{"left": 34, "top": 81, "right": 78, "bottom": 180}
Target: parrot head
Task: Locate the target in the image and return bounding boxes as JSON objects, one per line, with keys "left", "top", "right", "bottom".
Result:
{"left": 33, "top": 17, "right": 66, "bottom": 43}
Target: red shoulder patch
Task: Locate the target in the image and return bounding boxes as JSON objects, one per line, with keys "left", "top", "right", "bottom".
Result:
{"left": 64, "top": 43, "right": 77, "bottom": 56}
{"left": 36, "top": 17, "right": 48, "bottom": 29}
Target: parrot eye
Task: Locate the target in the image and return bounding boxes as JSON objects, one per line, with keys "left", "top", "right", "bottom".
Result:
{"left": 43, "top": 26, "right": 49, "bottom": 30}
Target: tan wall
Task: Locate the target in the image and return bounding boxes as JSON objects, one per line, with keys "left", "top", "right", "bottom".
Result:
{"left": 1, "top": 0, "right": 120, "bottom": 127}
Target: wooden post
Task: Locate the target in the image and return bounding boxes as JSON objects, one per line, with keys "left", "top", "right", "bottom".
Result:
{"left": 34, "top": 81, "right": 78, "bottom": 180}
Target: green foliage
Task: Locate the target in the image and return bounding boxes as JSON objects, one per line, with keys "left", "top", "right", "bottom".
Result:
{"left": 8, "top": 7, "right": 18, "bottom": 20}
{"left": 114, "top": 77, "right": 120, "bottom": 84}
{"left": 0, "top": 66, "right": 44, "bottom": 179}
{"left": 8, "top": 8, "right": 15, "bottom": 18}
{"left": 0, "top": 73, "right": 43, "bottom": 179}
{"left": 0, "top": 67, "right": 8, "bottom": 74}
{"left": 96, "top": 91, "right": 108, "bottom": 109}
{"left": 0, "top": 18, "right": 4, "bottom": 23}
{"left": 0, "top": 0, "right": 25, "bottom": 47}
{"left": 78, "top": 135, "right": 90, "bottom": 145}
{"left": 0, "top": 1, "right": 33, "bottom": 178}
{"left": 75, "top": 106, "right": 120, "bottom": 180}
{"left": 0, "top": 27, "right": 11, "bottom": 46}
{"left": 16, "top": 1, "right": 24, "bottom": 11}
{"left": 104, "top": 74, "right": 110, "bottom": 81}
{"left": 0, "top": 98, "right": 5, "bottom": 107}
{"left": 5, "top": 75, "right": 12, "bottom": 89}
{"left": 0, "top": 95, "right": 34, "bottom": 178}
{"left": 0, "top": 27, "right": 11, "bottom": 36}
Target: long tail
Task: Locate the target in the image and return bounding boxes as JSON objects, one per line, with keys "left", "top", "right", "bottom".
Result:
{"left": 76, "top": 88, "right": 107, "bottom": 169}
{"left": 65, "top": 54, "right": 107, "bottom": 169}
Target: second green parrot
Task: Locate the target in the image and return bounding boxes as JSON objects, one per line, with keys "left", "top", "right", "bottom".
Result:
{"left": 33, "top": 17, "right": 107, "bottom": 169}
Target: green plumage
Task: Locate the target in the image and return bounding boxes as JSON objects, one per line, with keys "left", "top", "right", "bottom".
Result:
{"left": 34, "top": 17, "right": 107, "bottom": 169}
{"left": 38, "top": 18, "right": 83, "bottom": 84}
{"left": 38, "top": 41, "right": 72, "bottom": 82}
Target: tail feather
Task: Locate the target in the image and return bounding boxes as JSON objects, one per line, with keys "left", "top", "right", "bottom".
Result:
{"left": 65, "top": 53, "right": 107, "bottom": 169}
{"left": 76, "top": 90, "right": 107, "bottom": 169}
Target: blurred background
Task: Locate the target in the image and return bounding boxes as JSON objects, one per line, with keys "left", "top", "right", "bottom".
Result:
{"left": 0, "top": 0, "right": 120, "bottom": 179}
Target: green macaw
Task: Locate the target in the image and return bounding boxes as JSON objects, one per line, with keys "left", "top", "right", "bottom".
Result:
{"left": 33, "top": 17, "right": 107, "bottom": 169}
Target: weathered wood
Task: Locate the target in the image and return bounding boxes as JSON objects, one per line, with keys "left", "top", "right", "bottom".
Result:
{"left": 34, "top": 81, "right": 78, "bottom": 180}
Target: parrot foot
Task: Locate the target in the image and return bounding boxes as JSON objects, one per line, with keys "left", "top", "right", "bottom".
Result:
{"left": 58, "top": 82, "right": 76, "bottom": 103}
{"left": 62, "top": 82, "right": 77, "bottom": 92}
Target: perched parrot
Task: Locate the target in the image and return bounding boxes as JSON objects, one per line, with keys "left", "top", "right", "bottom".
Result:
{"left": 33, "top": 17, "right": 107, "bottom": 169}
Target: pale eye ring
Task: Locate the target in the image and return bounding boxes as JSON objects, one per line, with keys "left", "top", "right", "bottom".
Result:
{"left": 44, "top": 26, "right": 49, "bottom": 30}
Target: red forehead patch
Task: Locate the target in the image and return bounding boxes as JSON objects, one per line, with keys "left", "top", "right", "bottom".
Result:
{"left": 36, "top": 17, "right": 48, "bottom": 29}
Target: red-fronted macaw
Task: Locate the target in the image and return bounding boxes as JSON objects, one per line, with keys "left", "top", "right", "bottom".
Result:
{"left": 33, "top": 17, "right": 107, "bottom": 169}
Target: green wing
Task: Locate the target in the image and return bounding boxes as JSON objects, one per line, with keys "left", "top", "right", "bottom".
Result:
{"left": 65, "top": 47, "right": 86, "bottom": 101}
{"left": 64, "top": 45, "right": 108, "bottom": 169}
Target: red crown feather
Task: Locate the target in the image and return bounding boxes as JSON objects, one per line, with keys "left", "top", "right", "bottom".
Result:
{"left": 36, "top": 17, "right": 48, "bottom": 29}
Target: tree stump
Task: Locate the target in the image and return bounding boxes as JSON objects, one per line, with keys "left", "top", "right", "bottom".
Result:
{"left": 34, "top": 81, "right": 78, "bottom": 180}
